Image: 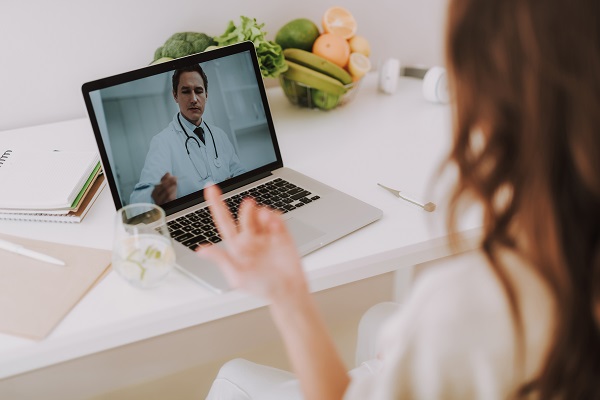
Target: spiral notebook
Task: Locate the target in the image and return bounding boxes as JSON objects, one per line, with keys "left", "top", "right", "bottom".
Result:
{"left": 0, "top": 148, "right": 100, "bottom": 212}
{"left": 0, "top": 173, "right": 106, "bottom": 223}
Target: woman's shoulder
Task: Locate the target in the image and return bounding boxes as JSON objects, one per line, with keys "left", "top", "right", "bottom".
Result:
{"left": 346, "top": 250, "right": 556, "bottom": 399}
{"left": 403, "top": 249, "right": 553, "bottom": 339}
{"left": 413, "top": 251, "right": 505, "bottom": 311}
{"left": 396, "top": 250, "right": 516, "bottom": 343}
{"left": 371, "top": 249, "right": 554, "bottom": 394}
{"left": 410, "top": 249, "right": 553, "bottom": 323}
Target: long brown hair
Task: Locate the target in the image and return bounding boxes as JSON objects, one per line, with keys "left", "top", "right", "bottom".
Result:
{"left": 444, "top": 0, "right": 600, "bottom": 397}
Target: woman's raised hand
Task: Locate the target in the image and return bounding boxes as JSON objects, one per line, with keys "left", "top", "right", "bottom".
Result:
{"left": 196, "top": 184, "right": 308, "bottom": 301}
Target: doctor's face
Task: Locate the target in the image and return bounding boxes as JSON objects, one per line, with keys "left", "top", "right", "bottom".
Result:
{"left": 174, "top": 71, "right": 207, "bottom": 126}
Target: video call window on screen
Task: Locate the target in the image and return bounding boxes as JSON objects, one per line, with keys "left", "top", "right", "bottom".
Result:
{"left": 88, "top": 51, "right": 277, "bottom": 206}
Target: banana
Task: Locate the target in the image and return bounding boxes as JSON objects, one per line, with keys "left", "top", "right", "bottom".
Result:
{"left": 283, "top": 48, "right": 353, "bottom": 85}
{"left": 282, "top": 60, "right": 347, "bottom": 96}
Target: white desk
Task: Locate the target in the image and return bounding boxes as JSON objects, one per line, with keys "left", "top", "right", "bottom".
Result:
{"left": 0, "top": 73, "right": 481, "bottom": 393}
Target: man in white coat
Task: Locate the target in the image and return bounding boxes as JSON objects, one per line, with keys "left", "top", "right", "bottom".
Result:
{"left": 130, "top": 64, "right": 245, "bottom": 205}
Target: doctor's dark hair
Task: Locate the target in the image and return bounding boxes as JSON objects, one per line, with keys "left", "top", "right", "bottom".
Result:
{"left": 444, "top": 0, "right": 600, "bottom": 398}
{"left": 172, "top": 64, "right": 208, "bottom": 94}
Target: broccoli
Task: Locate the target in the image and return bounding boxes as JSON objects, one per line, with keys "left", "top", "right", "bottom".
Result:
{"left": 153, "top": 32, "right": 216, "bottom": 61}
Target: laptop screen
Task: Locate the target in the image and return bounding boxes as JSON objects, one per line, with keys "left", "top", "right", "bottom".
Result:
{"left": 82, "top": 42, "right": 282, "bottom": 215}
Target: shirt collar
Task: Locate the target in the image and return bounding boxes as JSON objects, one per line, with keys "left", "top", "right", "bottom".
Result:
{"left": 179, "top": 114, "right": 203, "bottom": 132}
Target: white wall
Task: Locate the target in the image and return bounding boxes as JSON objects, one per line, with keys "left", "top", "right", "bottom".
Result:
{"left": 0, "top": 0, "right": 447, "bottom": 131}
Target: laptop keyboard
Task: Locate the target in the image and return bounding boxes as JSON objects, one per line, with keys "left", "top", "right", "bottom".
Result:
{"left": 167, "top": 178, "right": 320, "bottom": 250}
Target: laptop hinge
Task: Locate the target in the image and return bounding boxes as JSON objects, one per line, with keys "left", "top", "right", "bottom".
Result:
{"left": 221, "top": 171, "right": 272, "bottom": 196}
{"left": 166, "top": 171, "right": 274, "bottom": 216}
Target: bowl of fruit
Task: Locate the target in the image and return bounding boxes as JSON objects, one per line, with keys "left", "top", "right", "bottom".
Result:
{"left": 275, "top": 7, "right": 371, "bottom": 111}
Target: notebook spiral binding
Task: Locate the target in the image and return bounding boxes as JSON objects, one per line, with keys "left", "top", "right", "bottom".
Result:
{"left": 0, "top": 150, "right": 12, "bottom": 166}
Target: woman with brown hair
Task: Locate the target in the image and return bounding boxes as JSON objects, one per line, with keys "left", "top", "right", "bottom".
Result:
{"left": 201, "top": 0, "right": 600, "bottom": 398}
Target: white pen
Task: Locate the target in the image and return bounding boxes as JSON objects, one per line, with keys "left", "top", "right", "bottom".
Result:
{"left": 0, "top": 239, "right": 66, "bottom": 266}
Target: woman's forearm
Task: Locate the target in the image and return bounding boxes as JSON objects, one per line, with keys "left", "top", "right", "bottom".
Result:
{"left": 270, "top": 288, "right": 350, "bottom": 400}
{"left": 199, "top": 185, "right": 348, "bottom": 398}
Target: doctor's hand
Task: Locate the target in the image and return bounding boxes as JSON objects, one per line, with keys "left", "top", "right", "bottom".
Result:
{"left": 151, "top": 173, "right": 178, "bottom": 205}
{"left": 196, "top": 184, "right": 308, "bottom": 303}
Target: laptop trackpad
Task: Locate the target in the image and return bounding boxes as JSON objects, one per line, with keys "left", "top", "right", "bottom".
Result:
{"left": 285, "top": 218, "right": 325, "bottom": 248}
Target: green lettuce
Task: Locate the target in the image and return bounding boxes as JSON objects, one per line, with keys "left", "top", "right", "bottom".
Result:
{"left": 214, "top": 16, "right": 288, "bottom": 78}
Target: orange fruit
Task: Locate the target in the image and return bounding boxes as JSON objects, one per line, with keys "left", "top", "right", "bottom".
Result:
{"left": 322, "top": 6, "right": 357, "bottom": 40}
{"left": 312, "top": 33, "right": 351, "bottom": 68}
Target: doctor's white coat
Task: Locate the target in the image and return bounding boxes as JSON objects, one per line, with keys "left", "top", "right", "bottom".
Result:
{"left": 129, "top": 114, "right": 245, "bottom": 204}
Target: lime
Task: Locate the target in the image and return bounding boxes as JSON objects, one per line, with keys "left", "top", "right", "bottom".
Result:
{"left": 311, "top": 89, "right": 340, "bottom": 110}
{"left": 275, "top": 18, "right": 320, "bottom": 52}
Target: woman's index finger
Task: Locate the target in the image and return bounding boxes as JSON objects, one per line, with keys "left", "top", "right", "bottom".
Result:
{"left": 204, "top": 184, "right": 237, "bottom": 239}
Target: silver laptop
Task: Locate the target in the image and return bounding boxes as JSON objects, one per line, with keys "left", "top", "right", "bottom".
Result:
{"left": 82, "top": 41, "right": 382, "bottom": 293}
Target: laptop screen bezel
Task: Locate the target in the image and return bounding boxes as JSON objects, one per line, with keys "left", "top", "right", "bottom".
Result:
{"left": 81, "top": 41, "right": 284, "bottom": 215}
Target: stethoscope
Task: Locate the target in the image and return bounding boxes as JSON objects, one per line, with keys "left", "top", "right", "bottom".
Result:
{"left": 177, "top": 113, "right": 222, "bottom": 171}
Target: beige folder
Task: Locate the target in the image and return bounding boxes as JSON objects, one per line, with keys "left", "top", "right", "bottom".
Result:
{"left": 0, "top": 233, "right": 111, "bottom": 340}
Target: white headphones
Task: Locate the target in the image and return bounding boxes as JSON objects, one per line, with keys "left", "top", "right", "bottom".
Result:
{"left": 378, "top": 58, "right": 449, "bottom": 104}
